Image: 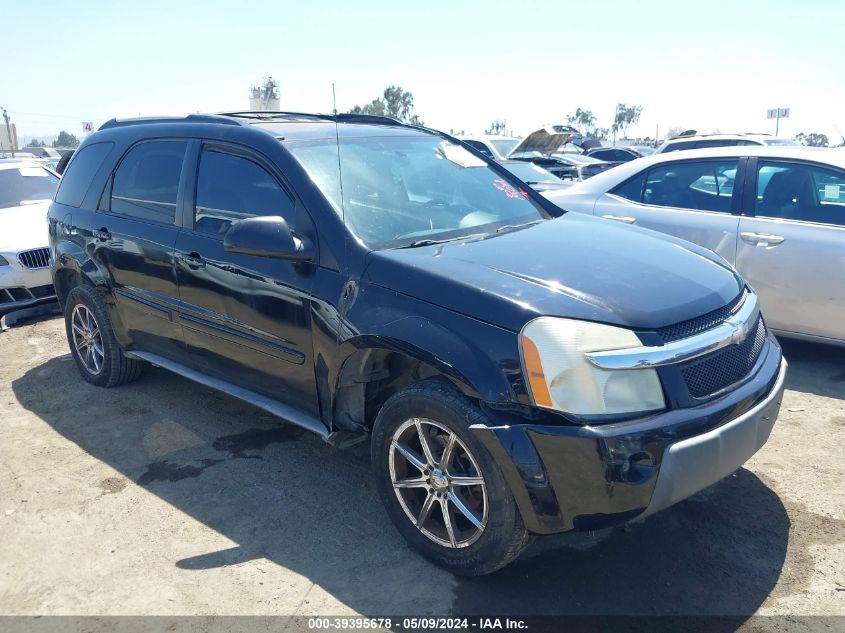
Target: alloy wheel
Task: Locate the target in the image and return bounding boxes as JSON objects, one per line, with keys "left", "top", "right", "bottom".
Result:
{"left": 71, "top": 304, "right": 104, "bottom": 375}
{"left": 389, "top": 418, "right": 488, "bottom": 548}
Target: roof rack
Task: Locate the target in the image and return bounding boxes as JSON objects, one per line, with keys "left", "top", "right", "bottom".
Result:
{"left": 218, "top": 111, "right": 405, "bottom": 127}
{"left": 98, "top": 114, "right": 243, "bottom": 131}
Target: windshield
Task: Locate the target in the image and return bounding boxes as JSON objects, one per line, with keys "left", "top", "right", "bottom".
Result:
{"left": 500, "top": 161, "right": 559, "bottom": 183}
{"left": 0, "top": 166, "right": 60, "bottom": 209}
{"left": 555, "top": 153, "right": 604, "bottom": 165}
{"left": 286, "top": 134, "right": 548, "bottom": 249}
{"left": 490, "top": 139, "right": 519, "bottom": 157}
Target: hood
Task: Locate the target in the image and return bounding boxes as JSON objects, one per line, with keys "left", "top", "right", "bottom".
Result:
{"left": 508, "top": 125, "right": 578, "bottom": 157}
{"left": 0, "top": 202, "right": 51, "bottom": 253}
{"left": 365, "top": 213, "right": 743, "bottom": 333}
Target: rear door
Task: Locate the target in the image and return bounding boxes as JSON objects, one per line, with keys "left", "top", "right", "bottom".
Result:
{"left": 173, "top": 142, "right": 319, "bottom": 414}
{"left": 593, "top": 157, "right": 744, "bottom": 263}
{"left": 736, "top": 158, "right": 845, "bottom": 341}
{"left": 94, "top": 139, "right": 189, "bottom": 359}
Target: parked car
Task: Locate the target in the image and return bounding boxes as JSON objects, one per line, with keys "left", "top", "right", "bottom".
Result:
{"left": 657, "top": 132, "right": 800, "bottom": 153}
{"left": 49, "top": 113, "right": 786, "bottom": 575}
{"left": 496, "top": 160, "right": 574, "bottom": 192}
{"left": 543, "top": 145, "right": 845, "bottom": 345}
{"left": 550, "top": 152, "right": 614, "bottom": 179}
{"left": 584, "top": 146, "right": 644, "bottom": 166}
{"left": 1, "top": 160, "right": 60, "bottom": 313}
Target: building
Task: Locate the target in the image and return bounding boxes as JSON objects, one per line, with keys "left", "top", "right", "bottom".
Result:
{"left": 249, "top": 77, "right": 280, "bottom": 111}
{"left": 1, "top": 122, "right": 18, "bottom": 152}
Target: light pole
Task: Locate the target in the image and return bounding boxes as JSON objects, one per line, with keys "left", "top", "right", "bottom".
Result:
{"left": 1, "top": 107, "right": 13, "bottom": 158}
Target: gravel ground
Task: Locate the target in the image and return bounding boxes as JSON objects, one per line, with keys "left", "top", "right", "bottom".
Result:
{"left": 0, "top": 315, "right": 843, "bottom": 626}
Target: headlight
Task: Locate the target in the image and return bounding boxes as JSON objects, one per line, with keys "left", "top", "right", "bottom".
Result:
{"left": 520, "top": 317, "right": 665, "bottom": 416}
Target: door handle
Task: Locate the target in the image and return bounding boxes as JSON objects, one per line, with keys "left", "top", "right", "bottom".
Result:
{"left": 178, "top": 252, "right": 206, "bottom": 268}
{"left": 740, "top": 232, "right": 785, "bottom": 246}
{"left": 602, "top": 214, "right": 636, "bottom": 224}
{"left": 94, "top": 227, "right": 111, "bottom": 241}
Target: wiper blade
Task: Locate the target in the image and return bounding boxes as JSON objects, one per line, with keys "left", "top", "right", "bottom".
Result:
{"left": 395, "top": 233, "right": 486, "bottom": 249}
{"left": 496, "top": 219, "right": 545, "bottom": 233}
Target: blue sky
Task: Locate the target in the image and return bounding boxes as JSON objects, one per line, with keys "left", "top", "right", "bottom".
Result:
{"left": 4, "top": 0, "right": 845, "bottom": 143}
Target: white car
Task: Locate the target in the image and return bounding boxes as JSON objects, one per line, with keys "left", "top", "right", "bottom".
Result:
{"left": 0, "top": 160, "right": 60, "bottom": 313}
{"left": 542, "top": 145, "right": 845, "bottom": 345}
{"left": 657, "top": 132, "right": 799, "bottom": 153}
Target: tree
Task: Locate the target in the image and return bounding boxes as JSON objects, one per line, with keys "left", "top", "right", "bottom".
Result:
{"left": 53, "top": 131, "right": 80, "bottom": 148}
{"left": 26, "top": 139, "right": 46, "bottom": 147}
{"left": 565, "top": 108, "right": 609, "bottom": 140}
{"left": 666, "top": 127, "right": 684, "bottom": 139}
{"left": 349, "top": 85, "right": 423, "bottom": 125}
{"left": 485, "top": 120, "right": 507, "bottom": 135}
{"left": 612, "top": 104, "right": 643, "bottom": 139}
{"left": 795, "top": 132, "right": 829, "bottom": 147}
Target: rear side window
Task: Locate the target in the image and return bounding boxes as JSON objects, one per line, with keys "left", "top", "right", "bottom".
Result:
{"left": 193, "top": 149, "right": 295, "bottom": 236}
{"left": 110, "top": 140, "right": 187, "bottom": 224}
{"left": 640, "top": 160, "right": 738, "bottom": 212}
{"left": 662, "top": 141, "right": 697, "bottom": 152}
{"left": 55, "top": 142, "right": 113, "bottom": 207}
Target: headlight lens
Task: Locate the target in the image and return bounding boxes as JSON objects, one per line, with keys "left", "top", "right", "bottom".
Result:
{"left": 521, "top": 317, "right": 665, "bottom": 416}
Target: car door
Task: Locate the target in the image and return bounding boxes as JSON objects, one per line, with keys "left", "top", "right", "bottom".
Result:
{"left": 592, "top": 157, "right": 744, "bottom": 264}
{"left": 735, "top": 158, "right": 845, "bottom": 342}
{"left": 93, "top": 139, "right": 189, "bottom": 360}
{"left": 173, "top": 142, "right": 319, "bottom": 414}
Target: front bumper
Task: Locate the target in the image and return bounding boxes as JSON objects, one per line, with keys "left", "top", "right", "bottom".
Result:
{"left": 0, "top": 258, "right": 55, "bottom": 313}
{"left": 471, "top": 333, "right": 786, "bottom": 534}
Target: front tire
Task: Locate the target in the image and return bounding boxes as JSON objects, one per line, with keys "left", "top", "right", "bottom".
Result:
{"left": 64, "top": 285, "right": 143, "bottom": 387}
{"left": 371, "top": 380, "right": 530, "bottom": 575}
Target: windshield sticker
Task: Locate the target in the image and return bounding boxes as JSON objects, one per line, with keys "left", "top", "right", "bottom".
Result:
{"left": 18, "top": 167, "right": 48, "bottom": 177}
{"left": 493, "top": 179, "right": 528, "bottom": 199}
{"left": 823, "top": 184, "right": 841, "bottom": 201}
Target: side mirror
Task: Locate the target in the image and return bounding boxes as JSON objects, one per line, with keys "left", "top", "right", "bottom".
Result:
{"left": 223, "top": 216, "right": 313, "bottom": 262}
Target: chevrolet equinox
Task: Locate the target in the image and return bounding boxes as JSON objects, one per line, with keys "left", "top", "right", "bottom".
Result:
{"left": 47, "top": 112, "right": 787, "bottom": 575}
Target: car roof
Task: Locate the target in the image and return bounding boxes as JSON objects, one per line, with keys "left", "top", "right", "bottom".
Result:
{"left": 459, "top": 135, "right": 520, "bottom": 142}
{"left": 556, "top": 145, "right": 845, "bottom": 195}
{"left": 0, "top": 159, "right": 45, "bottom": 170}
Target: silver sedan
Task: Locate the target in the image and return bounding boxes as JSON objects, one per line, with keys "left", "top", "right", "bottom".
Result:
{"left": 543, "top": 145, "right": 845, "bottom": 346}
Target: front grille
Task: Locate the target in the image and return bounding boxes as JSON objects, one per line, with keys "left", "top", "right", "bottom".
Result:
{"left": 657, "top": 289, "right": 747, "bottom": 343}
{"left": 18, "top": 247, "right": 51, "bottom": 269}
{"left": 680, "top": 316, "right": 767, "bottom": 398}
{"left": 30, "top": 284, "right": 56, "bottom": 299}
{"left": 0, "top": 285, "right": 56, "bottom": 304}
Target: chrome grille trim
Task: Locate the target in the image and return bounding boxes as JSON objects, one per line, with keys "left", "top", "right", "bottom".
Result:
{"left": 586, "top": 292, "right": 760, "bottom": 370}
{"left": 18, "top": 247, "right": 51, "bottom": 269}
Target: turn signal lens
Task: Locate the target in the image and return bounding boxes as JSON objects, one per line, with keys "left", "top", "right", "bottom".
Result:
{"left": 521, "top": 335, "right": 553, "bottom": 408}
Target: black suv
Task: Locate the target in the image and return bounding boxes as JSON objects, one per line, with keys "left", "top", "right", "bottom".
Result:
{"left": 48, "top": 112, "right": 786, "bottom": 575}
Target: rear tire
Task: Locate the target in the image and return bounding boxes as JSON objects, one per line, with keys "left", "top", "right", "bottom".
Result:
{"left": 64, "top": 285, "right": 144, "bottom": 387}
{"left": 371, "top": 380, "right": 530, "bottom": 576}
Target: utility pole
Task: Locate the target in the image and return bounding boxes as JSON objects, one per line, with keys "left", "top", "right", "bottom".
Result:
{"left": 2, "top": 107, "right": 14, "bottom": 158}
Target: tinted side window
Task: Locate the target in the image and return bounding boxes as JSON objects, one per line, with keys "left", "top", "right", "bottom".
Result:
{"left": 611, "top": 172, "right": 646, "bottom": 202}
{"left": 695, "top": 139, "right": 738, "bottom": 149}
{"left": 756, "top": 161, "right": 845, "bottom": 226}
{"left": 643, "top": 160, "right": 738, "bottom": 212}
{"left": 194, "top": 149, "right": 295, "bottom": 236}
{"left": 55, "top": 142, "right": 114, "bottom": 207}
{"left": 110, "top": 140, "right": 187, "bottom": 224}
{"left": 663, "top": 141, "right": 697, "bottom": 152}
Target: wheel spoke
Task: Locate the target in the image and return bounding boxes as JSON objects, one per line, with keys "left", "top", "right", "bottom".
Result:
{"left": 439, "top": 497, "right": 457, "bottom": 547}
{"left": 439, "top": 433, "right": 456, "bottom": 469}
{"left": 415, "top": 419, "right": 436, "bottom": 466}
{"left": 417, "top": 492, "right": 436, "bottom": 527}
{"left": 450, "top": 475, "right": 484, "bottom": 487}
{"left": 392, "top": 476, "right": 428, "bottom": 489}
{"left": 448, "top": 491, "right": 484, "bottom": 529}
{"left": 72, "top": 324, "right": 86, "bottom": 337}
{"left": 392, "top": 440, "right": 427, "bottom": 472}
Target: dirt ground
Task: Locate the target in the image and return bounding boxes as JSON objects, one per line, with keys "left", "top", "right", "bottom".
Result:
{"left": 0, "top": 315, "right": 843, "bottom": 624}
